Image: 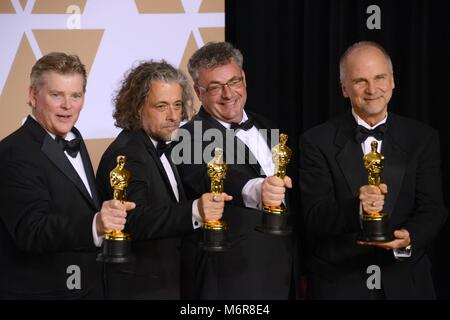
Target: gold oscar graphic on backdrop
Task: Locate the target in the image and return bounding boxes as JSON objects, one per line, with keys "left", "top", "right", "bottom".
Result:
{"left": 97, "top": 155, "right": 135, "bottom": 263}
{"left": 357, "top": 141, "right": 394, "bottom": 244}
{"left": 200, "top": 147, "right": 229, "bottom": 252}
{"left": 256, "top": 133, "right": 292, "bottom": 235}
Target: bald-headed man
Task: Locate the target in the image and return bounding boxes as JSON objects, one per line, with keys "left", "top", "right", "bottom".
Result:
{"left": 299, "top": 41, "right": 447, "bottom": 299}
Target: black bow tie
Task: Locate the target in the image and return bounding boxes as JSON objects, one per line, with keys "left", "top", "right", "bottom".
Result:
{"left": 156, "top": 141, "right": 174, "bottom": 157}
{"left": 355, "top": 123, "right": 387, "bottom": 143}
{"left": 56, "top": 136, "right": 81, "bottom": 158}
{"left": 230, "top": 119, "right": 254, "bottom": 131}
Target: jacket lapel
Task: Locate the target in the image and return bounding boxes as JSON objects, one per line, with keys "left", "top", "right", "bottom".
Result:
{"left": 76, "top": 129, "right": 101, "bottom": 210}
{"left": 380, "top": 115, "right": 407, "bottom": 217}
{"left": 23, "top": 116, "right": 97, "bottom": 210}
{"left": 235, "top": 137, "right": 263, "bottom": 176}
{"left": 41, "top": 130, "right": 98, "bottom": 210}
{"left": 335, "top": 113, "right": 368, "bottom": 196}
{"left": 167, "top": 152, "right": 187, "bottom": 201}
{"left": 138, "top": 130, "right": 179, "bottom": 202}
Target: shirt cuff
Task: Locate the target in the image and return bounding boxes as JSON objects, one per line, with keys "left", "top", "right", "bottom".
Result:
{"left": 192, "top": 199, "right": 202, "bottom": 229}
{"left": 242, "top": 177, "right": 265, "bottom": 209}
{"left": 393, "top": 245, "right": 412, "bottom": 259}
{"left": 92, "top": 212, "right": 104, "bottom": 247}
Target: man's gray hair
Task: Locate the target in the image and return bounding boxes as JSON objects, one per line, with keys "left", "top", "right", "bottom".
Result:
{"left": 187, "top": 41, "right": 244, "bottom": 84}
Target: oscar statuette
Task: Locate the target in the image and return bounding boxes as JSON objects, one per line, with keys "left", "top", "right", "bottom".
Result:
{"left": 256, "top": 133, "right": 292, "bottom": 235}
{"left": 200, "top": 147, "right": 229, "bottom": 252}
{"left": 357, "top": 141, "right": 394, "bottom": 244}
{"left": 97, "top": 155, "right": 135, "bottom": 263}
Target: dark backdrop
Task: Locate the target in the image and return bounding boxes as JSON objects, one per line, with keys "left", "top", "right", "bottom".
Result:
{"left": 225, "top": 0, "right": 450, "bottom": 299}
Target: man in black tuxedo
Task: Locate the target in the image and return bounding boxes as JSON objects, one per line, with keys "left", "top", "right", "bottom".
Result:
{"left": 0, "top": 52, "right": 133, "bottom": 299}
{"left": 175, "top": 42, "right": 296, "bottom": 299}
{"left": 96, "top": 61, "right": 231, "bottom": 299}
{"left": 299, "top": 41, "right": 448, "bottom": 299}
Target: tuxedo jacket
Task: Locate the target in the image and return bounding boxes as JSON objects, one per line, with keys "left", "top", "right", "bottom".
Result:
{"left": 176, "top": 107, "right": 296, "bottom": 299}
{"left": 299, "top": 111, "right": 448, "bottom": 299}
{"left": 0, "top": 116, "right": 102, "bottom": 299}
{"left": 96, "top": 129, "right": 195, "bottom": 299}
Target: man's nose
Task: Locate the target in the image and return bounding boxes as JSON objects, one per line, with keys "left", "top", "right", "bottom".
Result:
{"left": 166, "top": 105, "right": 177, "bottom": 120}
{"left": 61, "top": 96, "right": 71, "bottom": 109}
{"left": 365, "top": 81, "right": 377, "bottom": 94}
{"left": 221, "top": 84, "right": 233, "bottom": 98}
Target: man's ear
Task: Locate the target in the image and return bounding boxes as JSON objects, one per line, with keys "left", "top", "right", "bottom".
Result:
{"left": 340, "top": 81, "right": 349, "bottom": 98}
{"left": 28, "top": 85, "right": 37, "bottom": 108}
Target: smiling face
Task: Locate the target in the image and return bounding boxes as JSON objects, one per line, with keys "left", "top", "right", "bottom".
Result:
{"left": 29, "top": 71, "right": 84, "bottom": 137}
{"left": 194, "top": 60, "right": 247, "bottom": 124}
{"left": 140, "top": 80, "right": 183, "bottom": 142}
{"left": 340, "top": 45, "right": 395, "bottom": 126}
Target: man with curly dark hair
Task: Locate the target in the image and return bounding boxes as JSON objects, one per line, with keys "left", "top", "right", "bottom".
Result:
{"left": 96, "top": 60, "right": 231, "bottom": 299}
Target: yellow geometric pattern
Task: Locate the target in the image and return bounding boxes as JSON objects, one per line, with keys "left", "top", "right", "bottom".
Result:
{"left": 0, "top": 0, "right": 15, "bottom": 13}
{"left": 199, "top": 0, "right": 224, "bottom": 13}
{"left": 0, "top": 34, "right": 36, "bottom": 140}
{"left": 134, "top": 0, "right": 184, "bottom": 14}
{"left": 33, "top": 30, "right": 104, "bottom": 74}
{"left": 32, "top": 0, "right": 87, "bottom": 14}
{"left": 199, "top": 27, "right": 225, "bottom": 45}
{"left": 19, "top": 0, "right": 27, "bottom": 10}
{"left": 0, "top": 0, "right": 224, "bottom": 172}
{"left": 85, "top": 138, "right": 114, "bottom": 172}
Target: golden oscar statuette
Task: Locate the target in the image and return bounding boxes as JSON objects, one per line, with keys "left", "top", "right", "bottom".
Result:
{"left": 256, "top": 133, "right": 292, "bottom": 235}
{"left": 97, "top": 155, "right": 135, "bottom": 263}
{"left": 357, "top": 141, "right": 394, "bottom": 244}
{"left": 200, "top": 147, "right": 229, "bottom": 252}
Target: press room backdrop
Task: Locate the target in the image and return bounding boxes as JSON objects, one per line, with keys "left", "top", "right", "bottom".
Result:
{"left": 0, "top": 0, "right": 224, "bottom": 169}
{"left": 2, "top": 0, "right": 450, "bottom": 299}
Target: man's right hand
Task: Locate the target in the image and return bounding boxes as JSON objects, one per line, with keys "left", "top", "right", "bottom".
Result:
{"left": 96, "top": 200, "right": 136, "bottom": 236}
{"left": 262, "top": 175, "right": 292, "bottom": 206}
{"left": 359, "top": 183, "right": 387, "bottom": 214}
{"left": 198, "top": 192, "right": 233, "bottom": 221}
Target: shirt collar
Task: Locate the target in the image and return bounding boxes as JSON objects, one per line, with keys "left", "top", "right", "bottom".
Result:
{"left": 148, "top": 135, "right": 158, "bottom": 148}
{"left": 351, "top": 109, "right": 388, "bottom": 129}
{"left": 213, "top": 110, "right": 249, "bottom": 129}
{"left": 147, "top": 134, "right": 174, "bottom": 148}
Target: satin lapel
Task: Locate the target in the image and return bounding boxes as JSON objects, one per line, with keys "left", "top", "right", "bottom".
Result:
{"left": 249, "top": 112, "right": 275, "bottom": 148}
{"left": 41, "top": 134, "right": 97, "bottom": 209}
{"left": 335, "top": 114, "right": 367, "bottom": 196}
{"left": 380, "top": 122, "right": 407, "bottom": 217}
{"left": 245, "top": 113, "right": 268, "bottom": 176}
{"left": 77, "top": 134, "right": 101, "bottom": 210}
{"left": 139, "top": 130, "right": 178, "bottom": 202}
{"left": 167, "top": 152, "right": 186, "bottom": 201}
{"left": 235, "top": 136, "right": 263, "bottom": 176}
